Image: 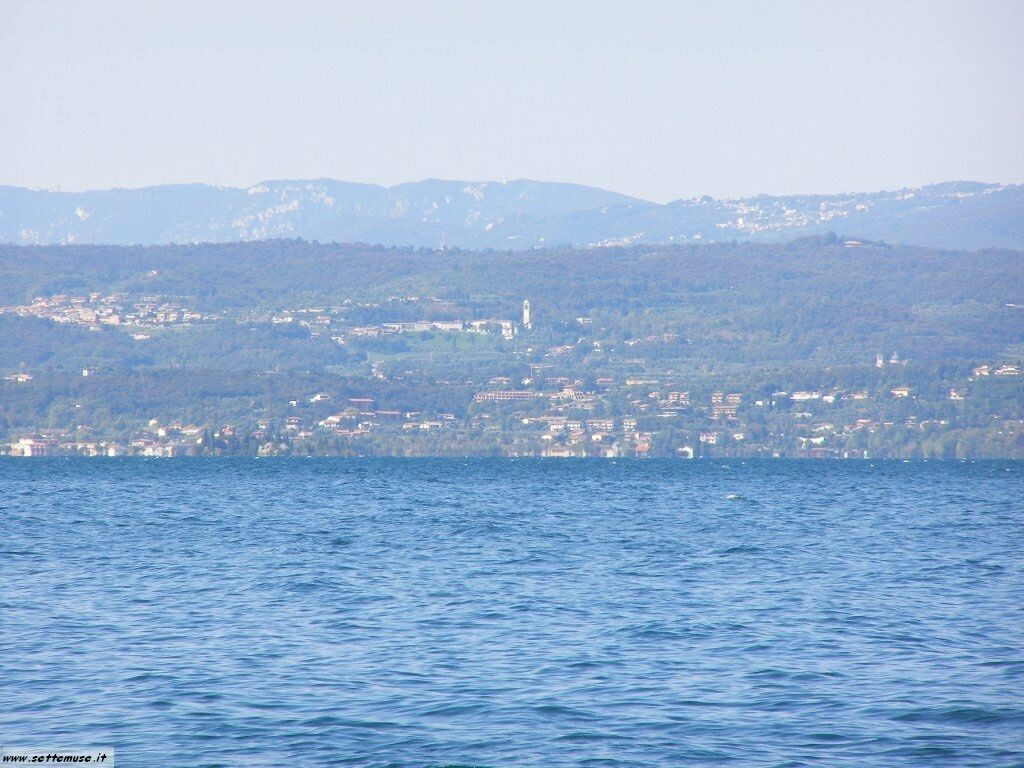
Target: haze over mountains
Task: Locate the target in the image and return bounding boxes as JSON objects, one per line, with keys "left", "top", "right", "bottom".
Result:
{"left": 2, "top": 178, "right": 1022, "bottom": 251}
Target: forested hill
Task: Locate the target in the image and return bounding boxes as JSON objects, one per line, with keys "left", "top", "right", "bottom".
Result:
{"left": 2, "top": 237, "right": 1022, "bottom": 458}
{"left": 2, "top": 236, "right": 1022, "bottom": 369}
{"left": 2, "top": 178, "right": 1022, "bottom": 251}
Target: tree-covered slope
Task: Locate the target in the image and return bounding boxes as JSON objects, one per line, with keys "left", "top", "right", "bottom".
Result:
{"left": 1, "top": 237, "right": 1021, "bottom": 371}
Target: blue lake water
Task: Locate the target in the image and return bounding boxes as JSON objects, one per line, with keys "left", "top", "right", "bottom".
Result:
{"left": 1, "top": 459, "right": 1022, "bottom": 767}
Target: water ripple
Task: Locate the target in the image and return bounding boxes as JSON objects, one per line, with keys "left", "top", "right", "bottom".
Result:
{"left": 1, "top": 458, "right": 1022, "bottom": 767}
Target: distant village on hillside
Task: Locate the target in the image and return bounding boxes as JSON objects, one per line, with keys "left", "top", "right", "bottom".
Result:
{"left": 4, "top": 294, "right": 1022, "bottom": 459}
{"left": 2, "top": 236, "right": 1022, "bottom": 459}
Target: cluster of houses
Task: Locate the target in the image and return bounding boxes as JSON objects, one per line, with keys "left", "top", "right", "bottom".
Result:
{"left": 306, "top": 397, "right": 458, "bottom": 438}
{"left": 340, "top": 319, "right": 517, "bottom": 342}
{"left": 264, "top": 295, "right": 526, "bottom": 343}
{"left": 3, "top": 420, "right": 210, "bottom": 457}
{"left": 971, "top": 363, "right": 1021, "bottom": 378}
{"left": 0, "top": 292, "right": 210, "bottom": 333}
{"left": 4, "top": 353, "right": 1021, "bottom": 457}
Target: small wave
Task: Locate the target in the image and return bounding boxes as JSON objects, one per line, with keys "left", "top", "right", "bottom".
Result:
{"left": 531, "top": 704, "right": 601, "bottom": 720}
{"left": 300, "top": 715, "right": 408, "bottom": 729}
{"left": 747, "top": 668, "right": 790, "bottom": 680}
{"left": 718, "top": 545, "right": 762, "bottom": 555}
{"left": 418, "top": 702, "right": 489, "bottom": 718}
{"left": 554, "top": 731, "right": 630, "bottom": 743}
{"left": 724, "top": 493, "right": 761, "bottom": 506}
{"left": 892, "top": 706, "right": 1024, "bottom": 725}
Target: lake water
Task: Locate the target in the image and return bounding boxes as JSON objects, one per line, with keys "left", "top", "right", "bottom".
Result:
{"left": 2, "top": 459, "right": 1022, "bottom": 767}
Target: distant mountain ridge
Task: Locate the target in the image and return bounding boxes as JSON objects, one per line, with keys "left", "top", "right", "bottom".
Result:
{"left": 1, "top": 177, "right": 1021, "bottom": 250}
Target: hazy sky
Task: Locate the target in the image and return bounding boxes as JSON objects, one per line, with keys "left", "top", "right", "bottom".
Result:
{"left": 3, "top": 0, "right": 1022, "bottom": 202}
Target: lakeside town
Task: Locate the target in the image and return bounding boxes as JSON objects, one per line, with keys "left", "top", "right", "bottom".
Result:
{"left": 4, "top": 293, "right": 1021, "bottom": 458}
{"left": 3, "top": 238, "right": 1022, "bottom": 460}
{"left": 7, "top": 384, "right": 1023, "bottom": 459}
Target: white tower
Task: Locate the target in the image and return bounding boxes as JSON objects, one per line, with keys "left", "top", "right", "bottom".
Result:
{"left": 522, "top": 299, "right": 532, "bottom": 330}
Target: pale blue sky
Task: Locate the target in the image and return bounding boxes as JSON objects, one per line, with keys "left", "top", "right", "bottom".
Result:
{"left": 3, "top": 0, "right": 1022, "bottom": 202}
